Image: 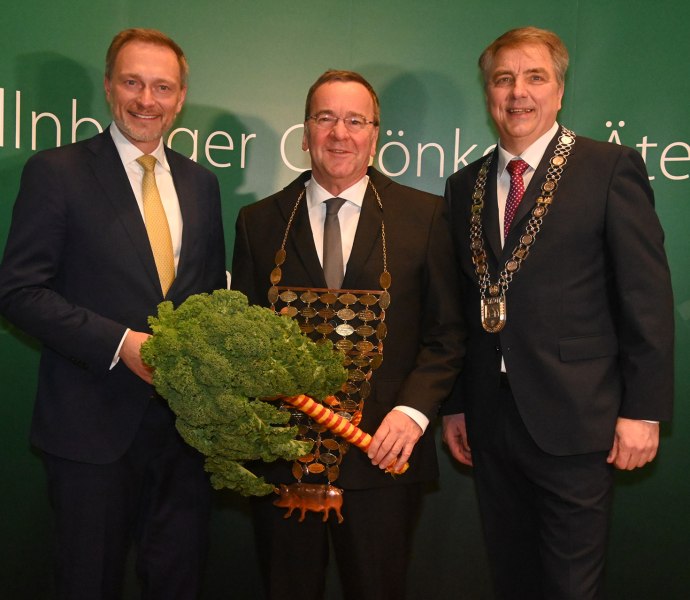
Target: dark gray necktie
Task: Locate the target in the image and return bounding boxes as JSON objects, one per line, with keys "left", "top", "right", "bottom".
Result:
{"left": 323, "top": 197, "right": 347, "bottom": 289}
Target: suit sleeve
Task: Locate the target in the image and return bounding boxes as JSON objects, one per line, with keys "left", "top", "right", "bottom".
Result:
{"left": 0, "top": 153, "right": 127, "bottom": 371}
{"left": 230, "top": 206, "right": 260, "bottom": 304}
{"left": 205, "top": 172, "right": 229, "bottom": 292}
{"left": 436, "top": 174, "right": 471, "bottom": 417}
{"left": 394, "top": 196, "right": 466, "bottom": 418}
{"left": 605, "top": 146, "right": 674, "bottom": 420}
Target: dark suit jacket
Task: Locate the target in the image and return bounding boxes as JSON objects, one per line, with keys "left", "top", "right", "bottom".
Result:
{"left": 444, "top": 127, "right": 674, "bottom": 456}
{"left": 0, "top": 130, "right": 226, "bottom": 464}
{"left": 231, "top": 167, "right": 465, "bottom": 488}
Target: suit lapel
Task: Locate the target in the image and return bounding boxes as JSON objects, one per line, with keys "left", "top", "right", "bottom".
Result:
{"left": 166, "top": 148, "right": 197, "bottom": 296}
{"left": 483, "top": 152, "right": 503, "bottom": 262}
{"left": 342, "top": 178, "right": 383, "bottom": 290}
{"left": 86, "top": 132, "right": 161, "bottom": 293}
{"left": 278, "top": 173, "right": 326, "bottom": 287}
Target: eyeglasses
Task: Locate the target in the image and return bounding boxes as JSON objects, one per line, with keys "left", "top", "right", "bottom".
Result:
{"left": 307, "top": 114, "right": 377, "bottom": 132}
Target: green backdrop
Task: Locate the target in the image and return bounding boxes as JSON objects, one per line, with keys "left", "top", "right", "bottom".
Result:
{"left": 1, "top": 1, "right": 688, "bottom": 598}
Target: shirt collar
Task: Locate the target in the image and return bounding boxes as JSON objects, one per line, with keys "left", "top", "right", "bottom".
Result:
{"left": 305, "top": 174, "right": 369, "bottom": 210}
{"left": 497, "top": 121, "right": 559, "bottom": 176}
{"left": 109, "top": 122, "right": 170, "bottom": 172}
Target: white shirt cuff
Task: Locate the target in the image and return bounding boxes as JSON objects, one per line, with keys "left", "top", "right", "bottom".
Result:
{"left": 110, "top": 328, "right": 129, "bottom": 370}
{"left": 393, "top": 406, "right": 429, "bottom": 433}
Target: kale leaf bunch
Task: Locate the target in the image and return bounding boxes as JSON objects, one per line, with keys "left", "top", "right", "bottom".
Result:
{"left": 141, "top": 289, "right": 347, "bottom": 496}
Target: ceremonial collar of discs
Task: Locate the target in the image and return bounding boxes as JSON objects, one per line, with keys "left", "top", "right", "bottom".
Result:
{"left": 470, "top": 128, "right": 575, "bottom": 333}
{"left": 268, "top": 179, "right": 391, "bottom": 485}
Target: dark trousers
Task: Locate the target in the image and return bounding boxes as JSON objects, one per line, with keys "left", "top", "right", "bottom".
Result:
{"left": 472, "top": 381, "right": 614, "bottom": 600}
{"left": 252, "top": 482, "right": 424, "bottom": 600}
{"left": 42, "top": 398, "right": 211, "bottom": 600}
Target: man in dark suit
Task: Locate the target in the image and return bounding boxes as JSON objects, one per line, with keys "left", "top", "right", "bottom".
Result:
{"left": 0, "top": 29, "right": 226, "bottom": 599}
{"left": 443, "top": 27, "right": 674, "bottom": 599}
{"left": 231, "top": 69, "right": 464, "bottom": 600}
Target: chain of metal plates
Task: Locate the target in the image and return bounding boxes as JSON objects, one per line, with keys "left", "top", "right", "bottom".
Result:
{"left": 271, "top": 285, "right": 389, "bottom": 483}
{"left": 267, "top": 179, "right": 391, "bottom": 484}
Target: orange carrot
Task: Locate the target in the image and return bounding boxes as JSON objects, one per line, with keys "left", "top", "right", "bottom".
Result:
{"left": 282, "top": 394, "right": 409, "bottom": 475}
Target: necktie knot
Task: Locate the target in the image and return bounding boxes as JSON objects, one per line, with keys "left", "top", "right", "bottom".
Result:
{"left": 504, "top": 158, "right": 529, "bottom": 237}
{"left": 137, "top": 154, "right": 157, "bottom": 173}
{"left": 325, "top": 197, "right": 346, "bottom": 215}
{"left": 506, "top": 158, "right": 529, "bottom": 177}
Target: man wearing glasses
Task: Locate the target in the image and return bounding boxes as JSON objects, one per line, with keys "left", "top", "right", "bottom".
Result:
{"left": 232, "top": 70, "right": 464, "bottom": 600}
{"left": 0, "top": 29, "right": 226, "bottom": 597}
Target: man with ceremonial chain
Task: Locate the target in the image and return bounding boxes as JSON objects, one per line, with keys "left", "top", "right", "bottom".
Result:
{"left": 442, "top": 26, "right": 674, "bottom": 599}
{"left": 232, "top": 69, "right": 464, "bottom": 600}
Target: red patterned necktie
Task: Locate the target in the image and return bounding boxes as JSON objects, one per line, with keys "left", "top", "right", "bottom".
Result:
{"left": 504, "top": 158, "right": 529, "bottom": 237}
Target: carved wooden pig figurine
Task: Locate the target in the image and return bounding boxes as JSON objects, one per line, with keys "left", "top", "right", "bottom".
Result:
{"left": 273, "top": 483, "right": 344, "bottom": 523}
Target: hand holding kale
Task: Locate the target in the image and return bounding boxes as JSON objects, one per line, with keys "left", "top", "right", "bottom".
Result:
{"left": 141, "top": 289, "right": 347, "bottom": 496}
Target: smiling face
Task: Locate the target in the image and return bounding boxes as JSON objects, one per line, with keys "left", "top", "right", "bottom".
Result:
{"left": 485, "top": 43, "right": 564, "bottom": 155}
{"left": 104, "top": 40, "right": 187, "bottom": 153}
{"left": 302, "top": 81, "right": 379, "bottom": 196}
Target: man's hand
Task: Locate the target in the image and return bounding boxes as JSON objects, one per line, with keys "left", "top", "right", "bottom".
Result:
{"left": 607, "top": 417, "right": 659, "bottom": 470}
{"left": 367, "top": 410, "right": 422, "bottom": 473}
{"left": 120, "top": 330, "right": 153, "bottom": 384}
{"left": 442, "top": 413, "right": 473, "bottom": 466}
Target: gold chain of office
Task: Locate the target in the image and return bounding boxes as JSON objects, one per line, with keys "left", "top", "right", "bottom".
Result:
{"left": 268, "top": 180, "right": 391, "bottom": 485}
{"left": 470, "top": 128, "right": 576, "bottom": 333}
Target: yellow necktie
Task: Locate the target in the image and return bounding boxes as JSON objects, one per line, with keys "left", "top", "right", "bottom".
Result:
{"left": 136, "top": 155, "right": 175, "bottom": 296}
